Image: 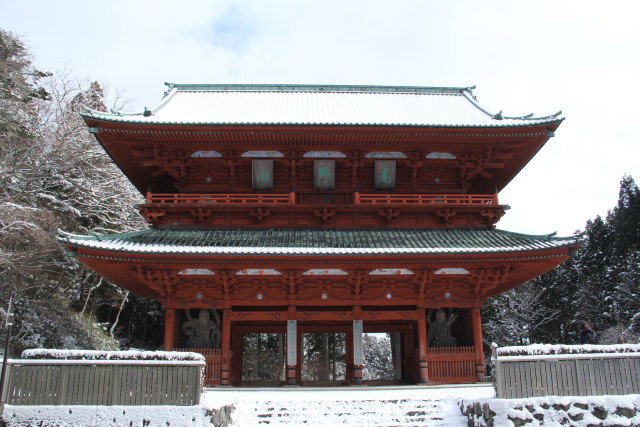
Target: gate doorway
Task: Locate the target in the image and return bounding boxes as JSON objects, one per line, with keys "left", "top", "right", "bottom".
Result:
{"left": 233, "top": 324, "right": 287, "bottom": 386}
{"left": 241, "top": 332, "right": 286, "bottom": 384}
{"left": 301, "top": 332, "right": 346, "bottom": 384}
{"left": 363, "top": 332, "right": 403, "bottom": 383}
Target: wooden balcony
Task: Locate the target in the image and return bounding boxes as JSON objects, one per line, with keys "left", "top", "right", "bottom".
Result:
{"left": 354, "top": 193, "right": 498, "bottom": 205}
{"left": 141, "top": 192, "right": 506, "bottom": 228}
{"left": 146, "top": 192, "right": 498, "bottom": 206}
{"left": 147, "top": 192, "right": 295, "bottom": 205}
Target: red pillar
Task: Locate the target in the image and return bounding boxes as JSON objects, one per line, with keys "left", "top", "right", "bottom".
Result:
{"left": 221, "top": 308, "right": 232, "bottom": 385}
{"left": 417, "top": 308, "right": 429, "bottom": 383}
{"left": 163, "top": 308, "right": 176, "bottom": 351}
{"left": 471, "top": 307, "right": 485, "bottom": 381}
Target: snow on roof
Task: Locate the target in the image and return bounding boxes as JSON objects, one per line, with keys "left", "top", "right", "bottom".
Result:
{"left": 58, "top": 228, "right": 579, "bottom": 256}
{"left": 81, "top": 84, "right": 563, "bottom": 128}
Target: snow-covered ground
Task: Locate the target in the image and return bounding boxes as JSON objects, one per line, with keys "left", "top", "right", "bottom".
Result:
{"left": 4, "top": 385, "right": 640, "bottom": 426}
{"left": 201, "top": 383, "right": 495, "bottom": 426}
{"left": 3, "top": 384, "right": 494, "bottom": 426}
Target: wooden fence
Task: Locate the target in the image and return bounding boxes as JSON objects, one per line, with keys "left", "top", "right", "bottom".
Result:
{"left": 494, "top": 349, "right": 640, "bottom": 398}
{"left": 427, "top": 346, "right": 476, "bottom": 383}
{"left": 2, "top": 359, "right": 204, "bottom": 406}
{"left": 174, "top": 348, "right": 222, "bottom": 386}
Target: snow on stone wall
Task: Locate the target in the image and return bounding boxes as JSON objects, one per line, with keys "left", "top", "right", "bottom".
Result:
{"left": 460, "top": 395, "right": 640, "bottom": 427}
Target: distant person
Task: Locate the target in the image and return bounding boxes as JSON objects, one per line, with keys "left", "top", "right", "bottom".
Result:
{"left": 579, "top": 322, "right": 598, "bottom": 344}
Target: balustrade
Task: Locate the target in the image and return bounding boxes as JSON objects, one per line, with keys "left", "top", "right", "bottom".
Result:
{"left": 145, "top": 192, "right": 498, "bottom": 207}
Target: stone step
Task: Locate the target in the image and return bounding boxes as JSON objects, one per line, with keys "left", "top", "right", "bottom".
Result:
{"left": 234, "top": 398, "right": 444, "bottom": 426}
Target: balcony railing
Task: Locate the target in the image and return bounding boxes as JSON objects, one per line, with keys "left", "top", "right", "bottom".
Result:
{"left": 147, "top": 193, "right": 295, "bottom": 205}
{"left": 145, "top": 192, "right": 498, "bottom": 206}
{"left": 354, "top": 193, "right": 498, "bottom": 205}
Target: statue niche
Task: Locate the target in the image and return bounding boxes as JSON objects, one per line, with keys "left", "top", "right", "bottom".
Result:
{"left": 181, "top": 309, "right": 221, "bottom": 349}
{"left": 427, "top": 308, "right": 458, "bottom": 347}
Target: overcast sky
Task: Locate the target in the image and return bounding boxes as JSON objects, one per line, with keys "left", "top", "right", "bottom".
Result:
{"left": 2, "top": 0, "right": 639, "bottom": 236}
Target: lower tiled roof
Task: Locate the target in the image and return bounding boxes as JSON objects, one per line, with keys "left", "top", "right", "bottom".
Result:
{"left": 58, "top": 228, "right": 579, "bottom": 256}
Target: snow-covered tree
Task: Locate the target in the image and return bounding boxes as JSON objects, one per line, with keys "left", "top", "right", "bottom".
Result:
{"left": 0, "top": 28, "right": 153, "bottom": 355}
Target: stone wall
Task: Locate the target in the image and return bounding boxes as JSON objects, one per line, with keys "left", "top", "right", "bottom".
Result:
{"left": 460, "top": 395, "right": 640, "bottom": 426}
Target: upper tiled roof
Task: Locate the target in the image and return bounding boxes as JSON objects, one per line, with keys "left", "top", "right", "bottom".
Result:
{"left": 81, "top": 84, "right": 562, "bottom": 128}
{"left": 59, "top": 228, "right": 579, "bottom": 256}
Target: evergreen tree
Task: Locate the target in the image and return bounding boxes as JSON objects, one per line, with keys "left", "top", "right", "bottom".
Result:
{"left": 484, "top": 175, "right": 640, "bottom": 346}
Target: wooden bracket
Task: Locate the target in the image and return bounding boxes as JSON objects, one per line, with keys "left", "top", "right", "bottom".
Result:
{"left": 378, "top": 208, "right": 400, "bottom": 223}
{"left": 190, "top": 208, "right": 213, "bottom": 224}
{"left": 481, "top": 208, "right": 505, "bottom": 225}
{"left": 314, "top": 207, "right": 335, "bottom": 223}
{"left": 436, "top": 208, "right": 457, "bottom": 224}
{"left": 134, "top": 265, "right": 179, "bottom": 298}
{"left": 250, "top": 207, "right": 271, "bottom": 223}
{"left": 140, "top": 208, "right": 165, "bottom": 223}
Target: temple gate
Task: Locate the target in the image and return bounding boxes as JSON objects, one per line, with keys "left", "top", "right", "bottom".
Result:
{"left": 60, "top": 84, "right": 579, "bottom": 385}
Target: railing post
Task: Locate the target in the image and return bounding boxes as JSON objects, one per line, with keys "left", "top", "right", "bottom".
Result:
{"left": 354, "top": 191, "right": 360, "bottom": 204}
{"left": 146, "top": 192, "right": 152, "bottom": 204}
{"left": 289, "top": 192, "right": 295, "bottom": 204}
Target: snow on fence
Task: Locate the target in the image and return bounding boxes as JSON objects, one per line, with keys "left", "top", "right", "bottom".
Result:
{"left": 2, "top": 350, "right": 205, "bottom": 406}
{"left": 492, "top": 343, "right": 640, "bottom": 398}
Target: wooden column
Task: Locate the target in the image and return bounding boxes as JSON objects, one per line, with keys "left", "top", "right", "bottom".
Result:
{"left": 163, "top": 308, "right": 176, "bottom": 351}
{"left": 417, "top": 308, "right": 429, "bottom": 383}
{"left": 286, "top": 319, "right": 297, "bottom": 385}
{"left": 471, "top": 307, "right": 485, "bottom": 381}
{"left": 220, "top": 308, "right": 232, "bottom": 385}
{"left": 352, "top": 319, "right": 364, "bottom": 385}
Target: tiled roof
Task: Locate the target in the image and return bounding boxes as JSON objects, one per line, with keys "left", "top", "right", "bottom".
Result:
{"left": 81, "top": 84, "right": 562, "bottom": 128}
{"left": 58, "top": 228, "right": 579, "bottom": 256}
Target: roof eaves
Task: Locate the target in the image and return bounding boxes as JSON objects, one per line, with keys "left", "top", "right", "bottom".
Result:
{"left": 76, "top": 117, "right": 564, "bottom": 129}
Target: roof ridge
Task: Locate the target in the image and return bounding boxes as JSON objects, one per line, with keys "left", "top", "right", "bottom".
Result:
{"left": 164, "top": 83, "right": 474, "bottom": 95}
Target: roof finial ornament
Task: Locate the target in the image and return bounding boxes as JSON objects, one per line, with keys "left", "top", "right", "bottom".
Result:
{"left": 464, "top": 85, "right": 478, "bottom": 101}
{"left": 143, "top": 107, "right": 152, "bottom": 117}
{"left": 493, "top": 110, "right": 503, "bottom": 120}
